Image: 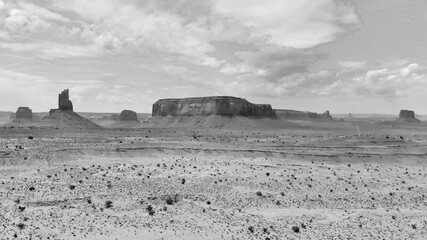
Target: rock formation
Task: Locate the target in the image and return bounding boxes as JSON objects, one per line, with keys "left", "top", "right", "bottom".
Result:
{"left": 58, "top": 89, "right": 73, "bottom": 111}
{"left": 45, "top": 89, "right": 102, "bottom": 129}
{"left": 152, "top": 96, "right": 276, "bottom": 117}
{"left": 396, "top": 110, "right": 422, "bottom": 123}
{"left": 120, "top": 110, "right": 138, "bottom": 121}
{"left": 322, "top": 111, "right": 332, "bottom": 119}
{"left": 399, "top": 110, "right": 415, "bottom": 119}
{"left": 275, "top": 109, "right": 333, "bottom": 120}
{"left": 15, "top": 107, "right": 33, "bottom": 119}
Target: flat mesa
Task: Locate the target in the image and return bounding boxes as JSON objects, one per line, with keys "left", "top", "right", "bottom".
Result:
{"left": 152, "top": 96, "right": 276, "bottom": 117}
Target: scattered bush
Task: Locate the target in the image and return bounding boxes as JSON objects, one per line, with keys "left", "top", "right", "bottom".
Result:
{"left": 166, "top": 197, "right": 174, "bottom": 205}
{"left": 105, "top": 200, "right": 113, "bottom": 209}
{"left": 17, "top": 223, "right": 25, "bottom": 230}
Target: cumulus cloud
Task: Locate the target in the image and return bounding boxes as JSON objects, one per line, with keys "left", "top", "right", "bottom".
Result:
{"left": 0, "top": 0, "right": 359, "bottom": 61}
{"left": 222, "top": 46, "right": 327, "bottom": 82}
{"left": 214, "top": 0, "right": 360, "bottom": 48}
{"left": 233, "top": 62, "right": 427, "bottom": 99}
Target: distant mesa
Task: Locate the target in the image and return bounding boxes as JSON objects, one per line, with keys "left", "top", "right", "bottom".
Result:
{"left": 152, "top": 96, "right": 276, "bottom": 117}
{"left": 399, "top": 110, "right": 416, "bottom": 119}
{"left": 120, "top": 110, "right": 138, "bottom": 121}
{"left": 275, "top": 109, "right": 333, "bottom": 120}
{"left": 16, "top": 107, "right": 33, "bottom": 119}
{"left": 396, "top": 109, "right": 422, "bottom": 123}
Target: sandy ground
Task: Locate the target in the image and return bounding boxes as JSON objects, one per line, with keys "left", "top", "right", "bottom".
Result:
{"left": 0, "top": 121, "right": 427, "bottom": 239}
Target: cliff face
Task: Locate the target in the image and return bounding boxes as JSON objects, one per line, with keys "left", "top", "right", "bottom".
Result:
{"left": 152, "top": 96, "right": 275, "bottom": 117}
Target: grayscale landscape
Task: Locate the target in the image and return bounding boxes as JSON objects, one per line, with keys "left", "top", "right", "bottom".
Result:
{"left": 1, "top": 0, "right": 427, "bottom": 239}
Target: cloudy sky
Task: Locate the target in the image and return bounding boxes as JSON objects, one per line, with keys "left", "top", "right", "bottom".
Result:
{"left": 0, "top": 0, "right": 426, "bottom": 114}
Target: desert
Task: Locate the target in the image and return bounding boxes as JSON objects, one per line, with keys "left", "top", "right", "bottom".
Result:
{"left": 1, "top": 1, "right": 427, "bottom": 239}
{"left": 0, "top": 92, "right": 426, "bottom": 240}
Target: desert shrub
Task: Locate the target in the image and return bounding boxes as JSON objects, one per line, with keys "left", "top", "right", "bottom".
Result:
{"left": 256, "top": 191, "right": 263, "bottom": 196}
{"left": 166, "top": 197, "right": 174, "bottom": 205}
{"left": 292, "top": 226, "right": 300, "bottom": 233}
{"left": 17, "top": 223, "right": 25, "bottom": 230}
{"left": 105, "top": 200, "right": 113, "bottom": 209}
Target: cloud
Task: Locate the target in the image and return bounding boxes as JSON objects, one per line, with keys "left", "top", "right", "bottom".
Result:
{"left": 0, "top": 0, "right": 360, "bottom": 61}
{"left": 0, "top": 68, "right": 55, "bottom": 109}
{"left": 214, "top": 0, "right": 360, "bottom": 48}
{"left": 227, "top": 62, "right": 427, "bottom": 100}
{"left": 338, "top": 61, "right": 367, "bottom": 69}
{"left": 223, "top": 45, "right": 327, "bottom": 82}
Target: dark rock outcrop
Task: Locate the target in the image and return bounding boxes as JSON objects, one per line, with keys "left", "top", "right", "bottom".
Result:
{"left": 275, "top": 109, "right": 333, "bottom": 120}
{"left": 322, "top": 111, "right": 332, "bottom": 119}
{"left": 399, "top": 110, "right": 416, "bottom": 119}
{"left": 396, "top": 110, "right": 422, "bottom": 123}
{"left": 120, "top": 110, "right": 138, "bottom": 121}
{"left": 15, "top": 107, "right": 33, "bottom": 119}
{"left": 58, "top": 89, "right": 73, "bottom": 111}
{"left": 152, "top": 96, "right": 275, "bottom": 117}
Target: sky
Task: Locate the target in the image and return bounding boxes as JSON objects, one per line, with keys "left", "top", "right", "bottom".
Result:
{"left": 0, "top": 0, "right": 427, "bottom": 114}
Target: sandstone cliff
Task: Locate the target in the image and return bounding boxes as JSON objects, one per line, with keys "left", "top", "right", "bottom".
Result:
{"left": 152, "top": 96, "right": 275, "bottom": 117}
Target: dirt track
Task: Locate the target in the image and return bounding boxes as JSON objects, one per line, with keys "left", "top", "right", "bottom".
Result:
{"left": 0, "top": 123, "right": 427, "bottom": 239}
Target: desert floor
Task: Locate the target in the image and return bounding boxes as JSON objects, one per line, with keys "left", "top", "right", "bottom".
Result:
{"left": 0, "top": 121, "right": 427, "bottom": 239}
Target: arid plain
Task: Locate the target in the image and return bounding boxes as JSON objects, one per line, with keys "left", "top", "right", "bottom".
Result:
{"left": 1, "top": 118, "right": 426, "bottom": 240}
